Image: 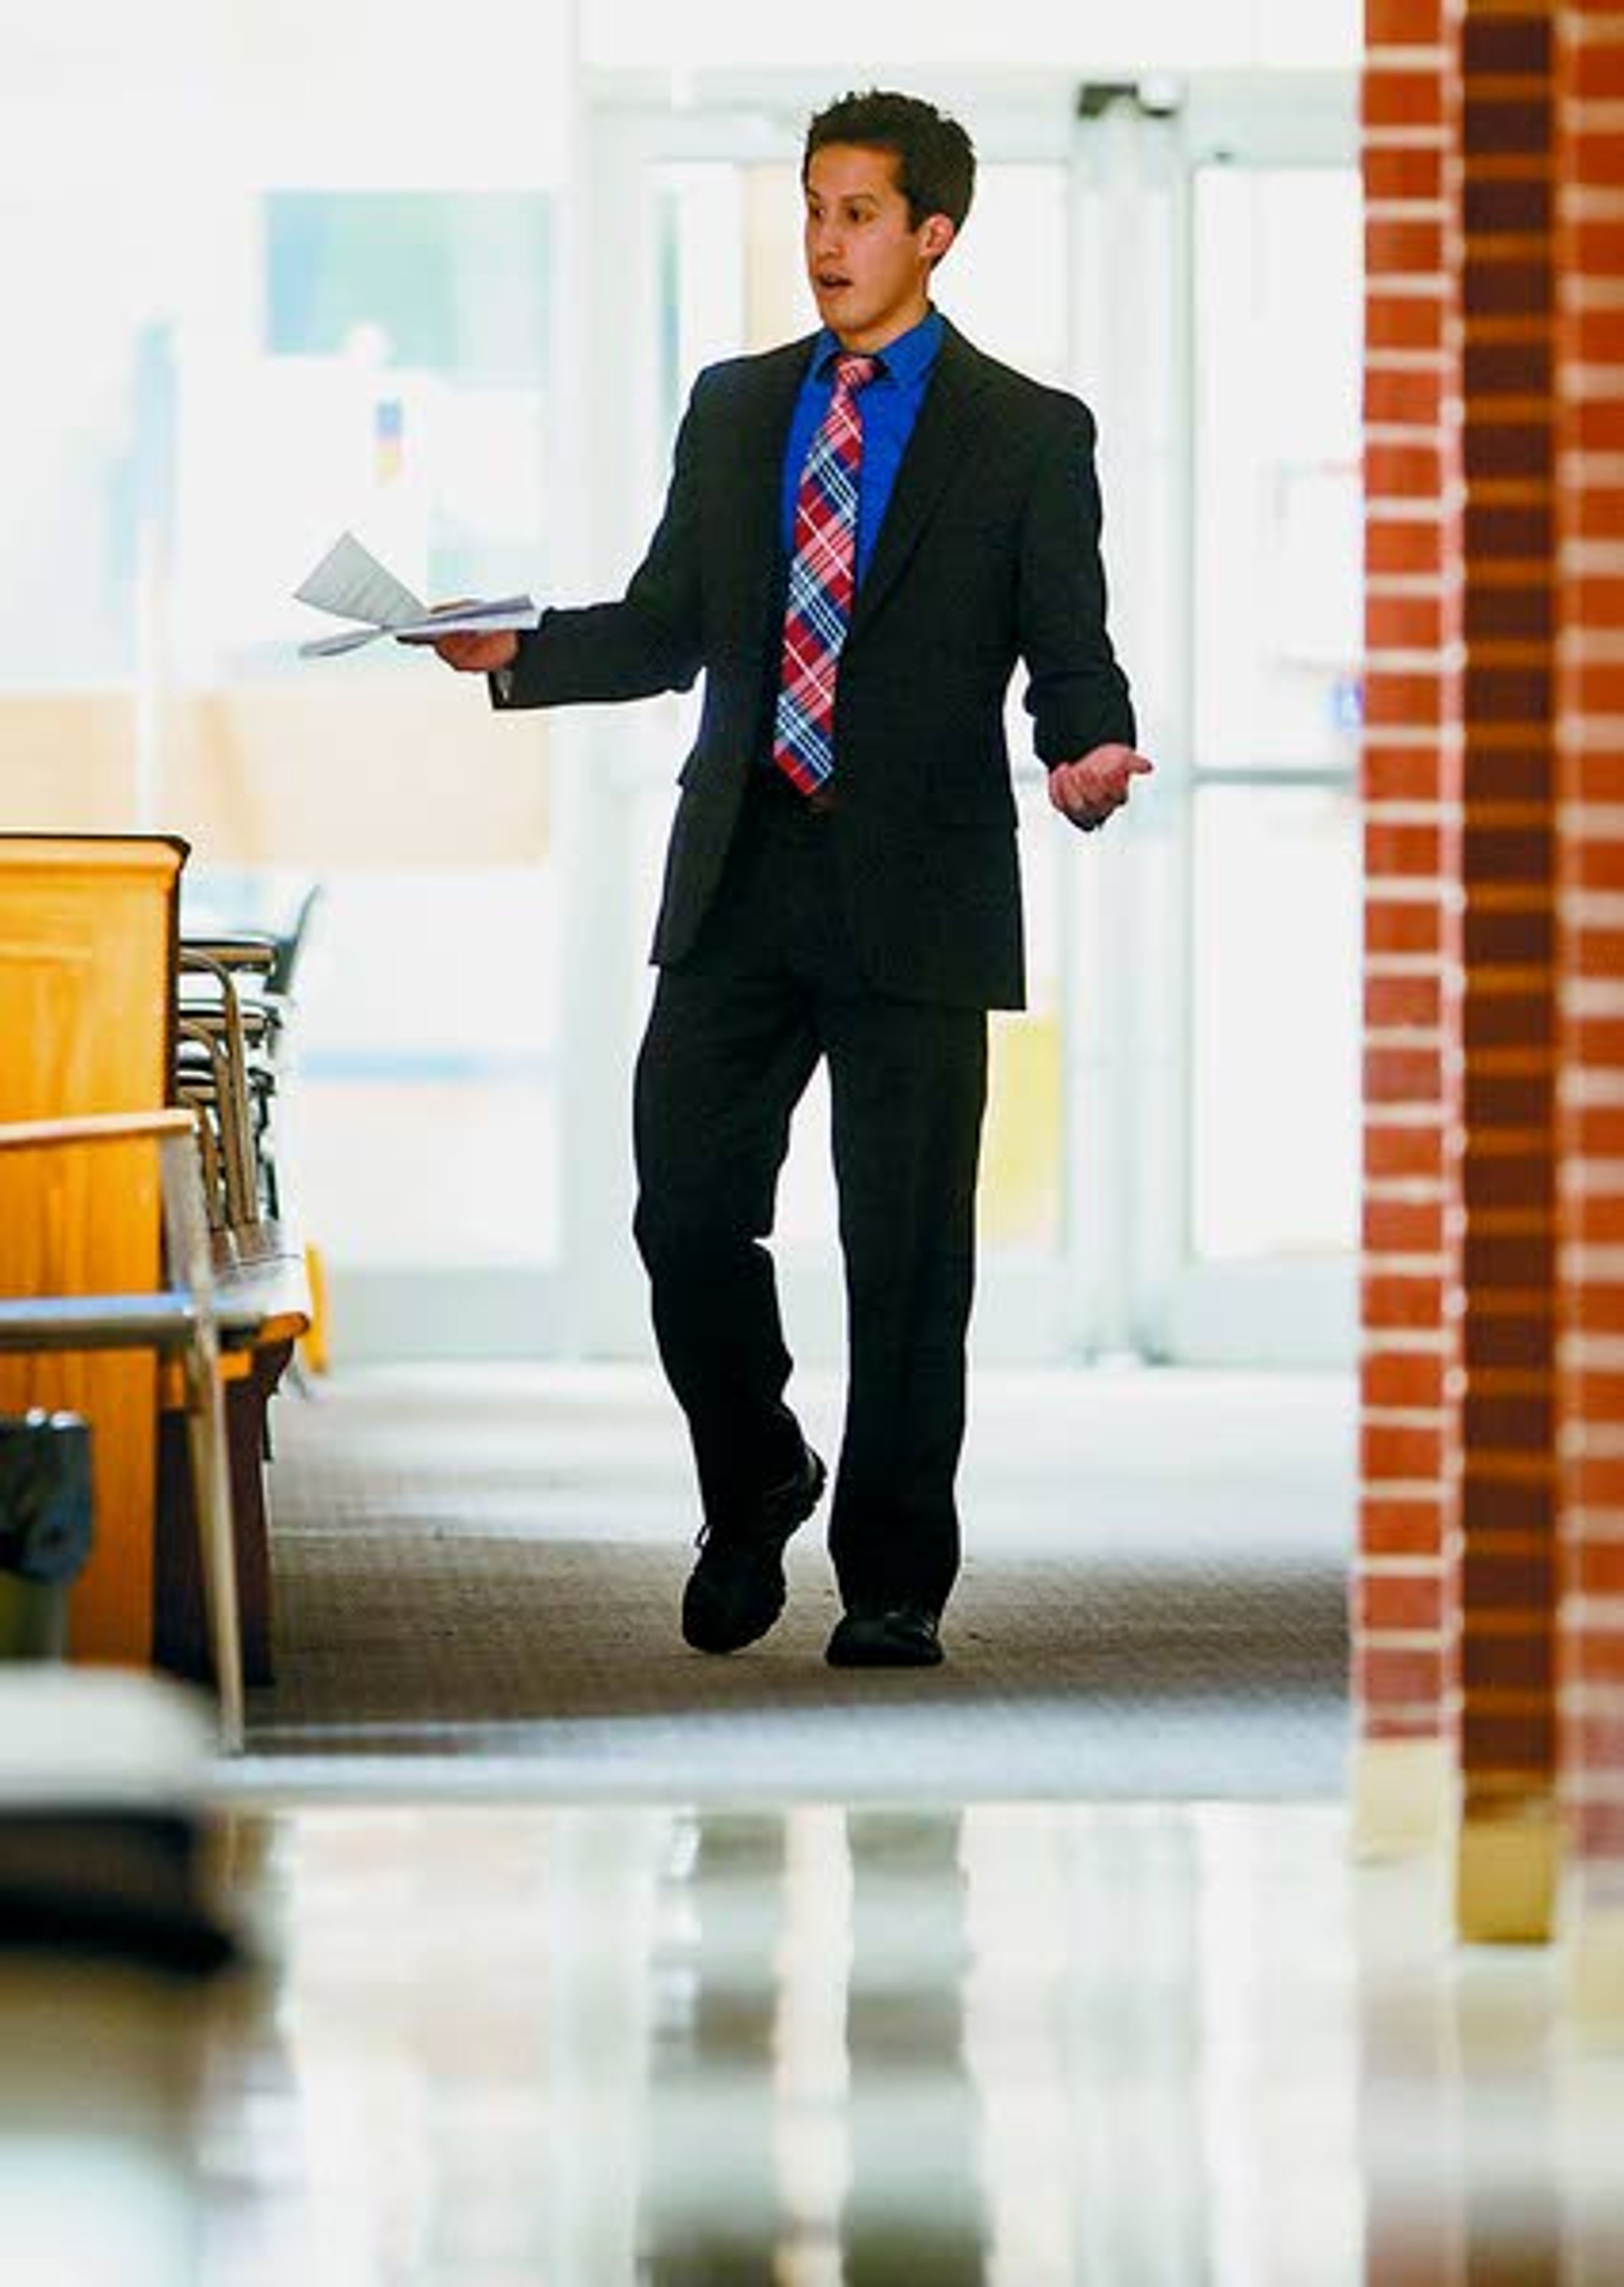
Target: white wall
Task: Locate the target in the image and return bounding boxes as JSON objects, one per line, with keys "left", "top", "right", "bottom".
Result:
{"left": 580, "top": 0, "right": 1359, "bottom": 71}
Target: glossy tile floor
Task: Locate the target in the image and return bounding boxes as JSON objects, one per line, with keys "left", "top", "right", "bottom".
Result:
{"left": 5, "top": 1799, "right": 1624, "bottom": 2285}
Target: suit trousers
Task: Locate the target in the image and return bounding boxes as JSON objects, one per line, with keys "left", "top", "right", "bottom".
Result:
{"left": 632, "top": 772, "right": 989, "bottom": 1615}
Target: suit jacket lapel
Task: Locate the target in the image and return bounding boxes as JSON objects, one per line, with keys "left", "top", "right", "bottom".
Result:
{"left": 726, "top": 336, "right": 813, "bottom": 643}
{"left": 850, "top": 321, "right": 991, "bottom": 639}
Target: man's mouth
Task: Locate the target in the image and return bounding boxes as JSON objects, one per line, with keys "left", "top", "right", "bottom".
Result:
{"left": 816, "top": 272, "right": 852, "bottom": 293}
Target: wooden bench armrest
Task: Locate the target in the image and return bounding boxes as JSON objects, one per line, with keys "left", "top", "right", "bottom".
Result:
{"left": 0, "top": 1294, "right": 201, "bottom": 1351}
{"left": 0, "top": 1111, "right": 196, "bottom": 1153}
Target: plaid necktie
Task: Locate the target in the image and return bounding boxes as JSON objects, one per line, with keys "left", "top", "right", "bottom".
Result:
{"left": 773, "top": 353, "right": 880, "bottom": 793}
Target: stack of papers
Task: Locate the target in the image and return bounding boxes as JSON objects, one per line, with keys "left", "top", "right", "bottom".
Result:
{"left": 294, "top": 530, "right": 541, "bottom": 658}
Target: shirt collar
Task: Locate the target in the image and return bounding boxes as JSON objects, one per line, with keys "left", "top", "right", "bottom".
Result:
{"left": 812, "top": 306, "right": 944, "bottom": 388}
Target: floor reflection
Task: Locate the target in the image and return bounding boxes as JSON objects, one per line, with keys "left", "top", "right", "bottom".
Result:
{"left": 841, "top": 1811, "right": 982, "bottom": 2287}
{"left": 0, "top": 1958, "right": 210, "bottom": 2287}
{"left": 638, "top": 1809, "right": 804, "bottom": 2282}
{"left": 1354, "top": 1851, "right": 1624, "bottom": 2284}
{"left": 5, "top": 1801, "right": 1624, "bottom": 2282}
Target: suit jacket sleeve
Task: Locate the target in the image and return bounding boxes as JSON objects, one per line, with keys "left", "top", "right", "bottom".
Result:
{"left": 1017, "top": 398, "right": 1137, "bottom": 764}
{"left": 494, "top": 377, "right": 710, "bottom": 710}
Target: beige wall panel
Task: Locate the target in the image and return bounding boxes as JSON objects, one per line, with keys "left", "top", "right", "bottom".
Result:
{"left": 162, "top": 685, "right": 551, "bottom": 867}
{"left": 0, "top": 698, "right": 139, "bottom": 831}
{"left": 0, "top": 688, "right": 550, "bottom": 865}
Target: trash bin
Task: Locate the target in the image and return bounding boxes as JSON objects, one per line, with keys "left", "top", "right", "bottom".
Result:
{"left": 0, "top": 1412, "right": 94, "bottom": 1661}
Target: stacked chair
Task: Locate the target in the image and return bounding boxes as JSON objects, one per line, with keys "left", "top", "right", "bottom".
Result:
{"left": 175, "top": 878, "right": 320, "bottom": 1239}
{"left": 156, "top": 877, "right": 321, "bottom": 1706}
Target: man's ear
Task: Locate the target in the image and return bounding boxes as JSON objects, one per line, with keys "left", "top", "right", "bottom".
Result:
{"left": 919, "top": 213, "right": 957, "bottom": 265}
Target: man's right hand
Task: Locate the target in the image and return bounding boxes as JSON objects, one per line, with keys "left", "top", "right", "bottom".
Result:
{"left": 413, "top": 628, "right": 521, "bottom": 675}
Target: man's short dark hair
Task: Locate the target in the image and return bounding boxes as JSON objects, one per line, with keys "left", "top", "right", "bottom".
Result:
{"left": 803, "top": 89, "right": 976, "bottom": 234}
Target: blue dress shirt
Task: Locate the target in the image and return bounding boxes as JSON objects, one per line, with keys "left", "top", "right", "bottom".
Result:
{"left": 780, "top": 308, "right": 945, "bottom": 584}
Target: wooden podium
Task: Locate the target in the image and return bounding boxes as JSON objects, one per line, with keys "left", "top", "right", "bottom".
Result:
{"left": 0, "top": 835, "right": 186, "bottom": 1663}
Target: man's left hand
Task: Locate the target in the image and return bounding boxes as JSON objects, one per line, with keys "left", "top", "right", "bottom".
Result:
{"left": 1048, "top": 743, "right": 1154, "bottom": 833}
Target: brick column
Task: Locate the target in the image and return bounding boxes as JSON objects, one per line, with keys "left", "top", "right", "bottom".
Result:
{"left": 1355, "top": 0, "right": 1458, "bottom": 1854}
{"left": 1360, "top": 0, "right": 1624, "bottom": 1977}
{"left": 1555, "top": 0, "right": 1624, "bottom": 2018}
{"left": 1447, "top": 0, "right": 1561, "bottom": 1943}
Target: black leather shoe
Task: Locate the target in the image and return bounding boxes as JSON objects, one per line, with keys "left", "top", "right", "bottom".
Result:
{"left": 681, "top": 1446, "right": 827, "bottom": 1654}
{"left": 825, "top": 1603, "right": 944, "bottom": 1668}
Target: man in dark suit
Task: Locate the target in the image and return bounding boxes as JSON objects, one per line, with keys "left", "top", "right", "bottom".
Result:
{"left": 430, "top": 88, "right": 1151, "bottom": 1668}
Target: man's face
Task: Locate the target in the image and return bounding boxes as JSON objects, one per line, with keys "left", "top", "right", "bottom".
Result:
{"left": 802, "top": 143, "right": 954, "bottom": 353}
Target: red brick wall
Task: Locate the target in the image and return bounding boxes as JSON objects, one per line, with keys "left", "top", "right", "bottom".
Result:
{"left": 1360, "top": 0, "right": 1455, "bottom": 1761}
{"left": 1447, "top": 0, "right": 1560, "bottom": 1860}
{"left": 1556, "top": 0, "right": 1624, "bottom": 1896}
{"left": 1361, "top": 0, "right": 1624, "bottom": 1935}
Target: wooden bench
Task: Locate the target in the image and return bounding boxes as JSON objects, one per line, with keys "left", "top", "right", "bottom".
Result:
{"left": 0, "top": 834, "right": 310, "bottom": 1722}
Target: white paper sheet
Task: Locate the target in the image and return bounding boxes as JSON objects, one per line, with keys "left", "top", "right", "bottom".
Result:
{"left": 295, "top": 529, "right": 425, "bottom": 628}
{"left": 294, "top": 530, "right": 540, "bottom": 658}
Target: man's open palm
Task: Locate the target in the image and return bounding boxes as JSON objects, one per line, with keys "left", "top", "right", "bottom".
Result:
{"left": 1048, "top": 743, "right": 1153, "bottom": 831}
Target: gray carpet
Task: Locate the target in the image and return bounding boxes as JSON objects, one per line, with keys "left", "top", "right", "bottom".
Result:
{"left": 240, "top": 1363, "right": 1355, "bottom": 1799}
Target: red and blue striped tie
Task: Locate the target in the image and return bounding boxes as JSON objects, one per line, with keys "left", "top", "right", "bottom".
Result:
{"left": 773, "top": 354, "right": 879, "bottom": 794}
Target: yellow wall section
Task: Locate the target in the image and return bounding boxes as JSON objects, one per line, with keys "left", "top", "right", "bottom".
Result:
{"left": 979, "top": 1013, "right": 1062, "bottom": 1248}
{"left": 0, "top": 688, "right": 549, "bottom": 867}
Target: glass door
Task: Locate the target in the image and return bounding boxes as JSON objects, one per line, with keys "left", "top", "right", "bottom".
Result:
{"left": 1073, "top": 87, "right": 1363, "bottom": 1365}
{"left": 551, "top": 74, "right": 1360, "bottom": 1367}
{"left": 549, "top": 98, "right": 1094, "bottom": 1362}
{"left": 1179, "top": 161, "right": 1363, "bottom": 1360}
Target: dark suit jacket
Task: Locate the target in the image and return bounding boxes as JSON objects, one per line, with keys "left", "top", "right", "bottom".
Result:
{"left": 496, "top": 316, "right": 1136, "bottom": 1009}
